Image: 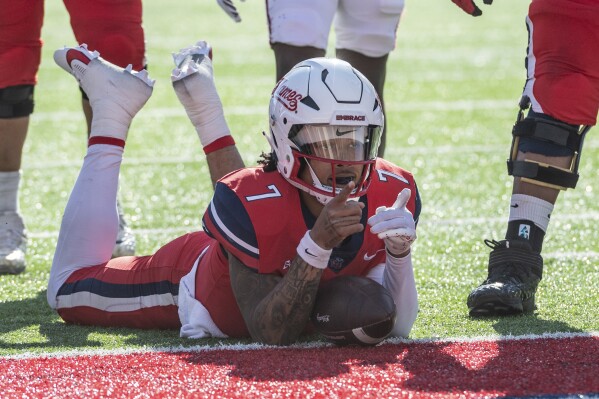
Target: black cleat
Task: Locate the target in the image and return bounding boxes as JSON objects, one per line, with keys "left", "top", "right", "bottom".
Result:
{"left": 467, "top": 239, "right": 543, "bottom": 317}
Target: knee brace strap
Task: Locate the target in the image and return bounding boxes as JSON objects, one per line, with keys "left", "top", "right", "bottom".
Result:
{"left": 0, "top": 85, "right": 35, "bottom": 118}
{"left": 513, "top": 118, "right": 581, "bottom": 152}
{"left": 507, "top": 118, "right": 590, "bottom": 190}
{"left": 508, "top": 160, "right": 579, "bottom": 190}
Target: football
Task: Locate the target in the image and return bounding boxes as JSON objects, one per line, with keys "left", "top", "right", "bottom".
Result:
{"left": 310, "top": 275, "right": 397, "bottom": 346}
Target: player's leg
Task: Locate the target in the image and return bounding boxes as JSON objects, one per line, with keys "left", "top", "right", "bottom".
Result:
{"left": 0, "top": 116, "right": 28, "bottom": 275}
{"left": 336, "top": 49, "right": 389, "bottom": 155}
{"left": 171, "top": 41, "right": 244, "bottom": 186}
{"left": 52, "top": 232, "right": 209, "bottom": 329}
{"left": 272, "top": 44, "right": 325, "bottom": 82}
{"left": 63, "top": 0, "right": 146, "bottom": 257}
{"left": 48, "top": 44, "right": 153, "bottom": 306}
{"left": 0, "top": 0, "right": 44, "bottom": 274}
{"left": 467, "top": 0, "right": 599, "bottom": 316}
{"left": 63, "top": 0, "right": 146, "bottom": 134}
{"left": 266, "top": 0, "right": 335, "bottom": 80}
{"left": 335, "top": 0, "right": 404, "bottom": 157}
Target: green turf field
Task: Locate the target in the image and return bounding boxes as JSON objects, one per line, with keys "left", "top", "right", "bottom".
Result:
{"left": 1, "top": 0, "right": 597, "bottom": 356}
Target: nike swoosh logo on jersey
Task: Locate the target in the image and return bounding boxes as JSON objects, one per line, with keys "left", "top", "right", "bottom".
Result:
{"left": 364, "top": 249, "right": 385, "bottom": 261}
{"left": 336, "top": 129, "right": 354, "bottom": 136}
{"left": 511, "top": 203, "right": 519, "bottom": 208}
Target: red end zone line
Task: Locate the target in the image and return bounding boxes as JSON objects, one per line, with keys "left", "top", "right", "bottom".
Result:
{"left": 1, "top": 333, "right": 598, "bottom": 399}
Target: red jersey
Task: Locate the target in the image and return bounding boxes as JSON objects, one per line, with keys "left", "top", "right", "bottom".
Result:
{"left": 197, "top": 158, "right": 420, "bottom": 337}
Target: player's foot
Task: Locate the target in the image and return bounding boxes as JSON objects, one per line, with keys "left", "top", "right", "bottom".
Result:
{"left": 171, "top": 41, "right": 230, "bottom": 145}
{"left": 171, "top": 40, "right": 213, "bottom": 84}
{"left": 0, "top": 211, "right": 27, "bottom": 275}
{"left": 54, "top": 44, "right": 155, "bottom": 141}
{"left": 467, "top": 239, "right": 543, "bottom": 317}
{"left": 111, "top": 200, "right": 136, "bottom": 258}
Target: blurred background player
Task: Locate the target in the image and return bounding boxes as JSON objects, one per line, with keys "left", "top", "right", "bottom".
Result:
{"left": 0, "top": 0, "right": 145, "bottom": 274}
{"left": 453, "top": 0, "right": 599, "bottom": 315}
{"left": 47, "top": 41, "right": 420, "bottom": 345}
{"left": 216, "top": 0, "right": 406, "bottom": 156}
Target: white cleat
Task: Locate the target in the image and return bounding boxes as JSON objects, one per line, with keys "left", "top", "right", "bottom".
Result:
{"left": 170, "top": 40, "right": 230, "bottom": 144}
{"left": 0, "top": 211, "right": 27, "bottom": 275}
{"left": 112, "top": 216, "right": 136, "bottom": 258}
{"left": 171, "top": 40, "right": 213, "bottom": 82}
{"left": 54, "top": 44, "right": 155, "bottom": 141}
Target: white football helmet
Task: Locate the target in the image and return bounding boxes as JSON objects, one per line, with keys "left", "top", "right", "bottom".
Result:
{"left": 266, "top": 57, "right": 384, "bottom": 204}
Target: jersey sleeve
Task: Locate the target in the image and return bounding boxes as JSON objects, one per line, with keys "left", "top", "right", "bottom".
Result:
{"left": 202, "top": 181, "right": 260, "bottom": 267}
{"left": 371, "top": 158, "right": 421, "bottom": 224}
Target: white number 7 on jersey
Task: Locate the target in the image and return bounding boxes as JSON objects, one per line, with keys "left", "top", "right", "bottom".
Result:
{"left": 245, "top": 184, "right": 282, "bottom": 202}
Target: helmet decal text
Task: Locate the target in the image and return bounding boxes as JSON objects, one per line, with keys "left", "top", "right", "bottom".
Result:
{"left": 276, "top": 85, "right": 304, "bottom": 111}
{"left": 336, "top": 115, "right": 366, "bottom": 121}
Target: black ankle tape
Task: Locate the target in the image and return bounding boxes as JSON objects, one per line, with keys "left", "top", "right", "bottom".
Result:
{"left": 506, "top": 220, "right": 545, "bottom": 252}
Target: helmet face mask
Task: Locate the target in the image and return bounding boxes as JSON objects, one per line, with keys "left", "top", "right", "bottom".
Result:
{"left": 301, "top": 153, "right": 374, "bottom": 204}
{"left": 267, "top": 58, "right": 384, "bottom": 204}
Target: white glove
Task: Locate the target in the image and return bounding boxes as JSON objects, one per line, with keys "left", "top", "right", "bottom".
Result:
{"left": 367, "top": 188, "right": 417, "bottom": 256}
{"left": 217, "top": 0, "right": 244, "bottom": 22}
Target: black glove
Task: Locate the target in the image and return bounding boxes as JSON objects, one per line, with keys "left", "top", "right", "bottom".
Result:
{"left": 451, "top": 0, "right": 493, "bottom": 17}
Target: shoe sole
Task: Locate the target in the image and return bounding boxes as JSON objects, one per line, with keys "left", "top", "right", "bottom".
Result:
{"left": 468, "top": 294, "right": 535, "bottom": 317}
{"left": 171, "top": 41, "right": 212, "bottom": 82}
{"left": 0, "top": 264, "right": 26, "bottom": 275}
{"left": 54, "top": 45, "right": 155, "bottom": 90}
{"left": 53, "top": 45, "right": 97, "bottom": 81}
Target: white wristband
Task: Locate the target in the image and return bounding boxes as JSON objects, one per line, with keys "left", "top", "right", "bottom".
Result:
{"left": 297, "top": 231, "right": 332, "bottom": 270}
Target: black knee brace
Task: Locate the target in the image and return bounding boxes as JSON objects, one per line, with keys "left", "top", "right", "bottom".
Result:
{"left": 507, "top": 96, "right": 591, "bottom": 190}
{"left": 0, "top": 85, "right": 35, "bottom": 118}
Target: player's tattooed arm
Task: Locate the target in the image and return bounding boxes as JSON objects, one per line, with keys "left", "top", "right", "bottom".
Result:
{"left": 229, "top": 253, "right": 323, "bottom": 345}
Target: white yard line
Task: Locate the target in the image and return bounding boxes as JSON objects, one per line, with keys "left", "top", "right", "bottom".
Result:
{"left": 3, "top": 331, "right": 597, "bottom": 360}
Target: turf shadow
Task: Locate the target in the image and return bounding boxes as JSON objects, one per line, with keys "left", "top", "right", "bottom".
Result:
{"left": 0, "top": 289, "right": 179, "bottom": 352}
{"left": 179, "top": 343, "right": 406, "bottom": 381}
{"left": 0, "top": 290, "right": 105, "bottom": 351}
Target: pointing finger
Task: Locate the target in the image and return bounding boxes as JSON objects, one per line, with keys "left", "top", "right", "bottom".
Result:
{"left": 332, "top": 181, "right": 355, "bottom": 204}
{"left": 392, "top": 188, "right": 411, "bottom": 209}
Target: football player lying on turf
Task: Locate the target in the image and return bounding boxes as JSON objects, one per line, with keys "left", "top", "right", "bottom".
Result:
{"left": 47, "top": 41, "right": 420, "bottom": 345}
